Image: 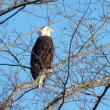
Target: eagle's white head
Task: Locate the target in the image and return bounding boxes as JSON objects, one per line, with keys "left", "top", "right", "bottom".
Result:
{"left": 39, "top": 26, "right": 54, "bottom": 37}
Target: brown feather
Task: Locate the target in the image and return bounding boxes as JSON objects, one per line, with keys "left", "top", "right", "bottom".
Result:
{"left": 30, "top": 36, "right": 54, "bottom": 80}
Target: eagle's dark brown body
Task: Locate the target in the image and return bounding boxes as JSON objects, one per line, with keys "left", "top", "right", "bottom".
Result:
{"left": 30, "top": 36, "right": 54, "bottom": 80}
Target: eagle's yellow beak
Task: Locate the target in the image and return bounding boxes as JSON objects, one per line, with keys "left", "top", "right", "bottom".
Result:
{"left": 48, "top": 28, "right": 54, "bottom": 32}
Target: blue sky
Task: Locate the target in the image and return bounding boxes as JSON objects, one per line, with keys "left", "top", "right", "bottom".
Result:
{"left": 1, "top": 0, "right": 110, "bottom": 110}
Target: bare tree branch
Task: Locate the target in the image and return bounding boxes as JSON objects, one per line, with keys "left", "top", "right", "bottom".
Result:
{"left": 58, "top": 1, "right": 91, "bottom": 109}
{"left": 0, "top": 6, "right": 25, "bottom": 24}
{"left": 0, "top": 0, "right": 57, "bottom": 16}
{"left": 0, "top": 63, "right": 30, "bottom": 69}
{"left": 45, "top": 76, "right": 110, "bottom": 110}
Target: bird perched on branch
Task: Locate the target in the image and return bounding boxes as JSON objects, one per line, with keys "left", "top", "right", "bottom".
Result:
{"left": 30, "top": 26, "right": 54, "bottom": 88}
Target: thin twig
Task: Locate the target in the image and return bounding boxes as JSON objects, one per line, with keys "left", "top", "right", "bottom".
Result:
{"left": 92, "top": 85, "right": 110, "bottom": 110}
{"left": 0, "top": 6, "right": 25, "bottom": 24}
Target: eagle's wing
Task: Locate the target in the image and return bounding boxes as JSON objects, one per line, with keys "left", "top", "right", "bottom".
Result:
{"left": 30, "top": 37, "right": 54, "bottom": 80}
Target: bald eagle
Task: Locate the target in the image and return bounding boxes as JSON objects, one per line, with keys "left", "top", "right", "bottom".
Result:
{"left": 30, "top": 26, "right": 54, "bottom": 88}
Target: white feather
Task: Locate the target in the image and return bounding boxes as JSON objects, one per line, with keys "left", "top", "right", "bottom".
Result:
{"left": 38, "top": 74, "right": 46, "bottom": 88}
{"left": 39, "top": 26, "right": 54, "bottom": 37}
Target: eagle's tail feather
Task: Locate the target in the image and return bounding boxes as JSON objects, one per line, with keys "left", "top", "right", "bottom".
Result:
{"left": 38, "top": 74, "right": 46, "bottom": 88}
